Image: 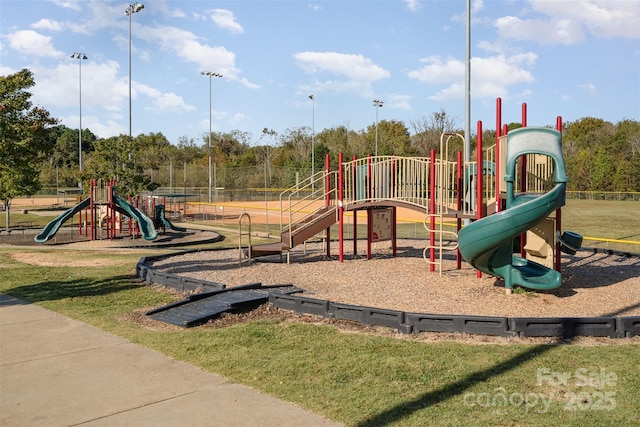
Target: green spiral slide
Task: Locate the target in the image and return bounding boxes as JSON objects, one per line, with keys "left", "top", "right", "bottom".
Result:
{"left": 458, "top": 127, "right": 568, "bottom": 290}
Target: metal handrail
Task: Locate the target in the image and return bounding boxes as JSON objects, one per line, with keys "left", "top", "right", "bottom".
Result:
{"left": 279, "top": 170, "right": 339, "bottom": 245}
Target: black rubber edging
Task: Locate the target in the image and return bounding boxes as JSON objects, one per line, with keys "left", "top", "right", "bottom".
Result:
{"left": 138, "top": 252, "right": 640, "bottom": 339}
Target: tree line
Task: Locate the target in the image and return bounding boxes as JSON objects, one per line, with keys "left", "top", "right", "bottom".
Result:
{"left": 2, "top": 69, "right": 639, "bottom": 225}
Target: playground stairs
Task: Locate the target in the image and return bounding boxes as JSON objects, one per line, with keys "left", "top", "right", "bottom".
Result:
{"left": 250, "top": 205, "right": 337, "bottom": 259}
{"left": 146, "top": 283, "right": 303, "bottom": 327}
{"left": 281, "top": 205, "right": 338, "bottom": 250}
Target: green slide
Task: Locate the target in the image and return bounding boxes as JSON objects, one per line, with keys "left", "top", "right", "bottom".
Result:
{"left": 155, "top": 204, "right": 187, "bottom": 232}
{"left": 458, "top": 127, "right": 568, "bottom": 290}
{"left": 113, "top": 195, "right": 158, "bottom": 241}
{"left": 35, "top": 197, "right": 91, "bottom": 243}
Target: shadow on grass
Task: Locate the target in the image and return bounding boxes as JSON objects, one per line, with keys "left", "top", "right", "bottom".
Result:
{"left": 3, "top": 275, "right": 138, "bottom": 304}
{"left": 356, "top": 344, "right": 554, "bottom": 426}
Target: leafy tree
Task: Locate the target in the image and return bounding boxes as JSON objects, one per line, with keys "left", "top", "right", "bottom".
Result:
{"left": 562, "top": 117, "right": 640, "bottom": 192}
{"left": 130, "top": 132, "right": 170, "bottom": 170}
{"left": 316, "top": 125, "right": 352, "bottom": 160}
{"left": 591, "top": 148, "right": 616, "bottom": 191}
{"left": 51, "top": 125, "right": 97, "bottom": 168}
{"left": 213, "top": 130, "right": 251, "bottom": 164}
{"left": 38, "top": 125, "right": 98, "bottom": 188}
{"left": 175, "top": 135, "right": 203, "bottom": 163}
{"left": 0, "top": 69, "right": 58, "bottom": 229}
{"left": 82, "top": 134, "right": 158, "bottom": 197}
{"left": 409, "top": 109, "right": 460, "bottom": 156}
{"left": 277, "top": 126, "right": 310, "bottom": 168}
{"left": 366, "top": 119, "right": 414, "bottom": 156}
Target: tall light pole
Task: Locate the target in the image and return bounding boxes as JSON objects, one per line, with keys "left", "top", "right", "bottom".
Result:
{"left": 309, "top": 94, "right": 315, "bottom": 190}
{"left": 125, "top": 2, "right": 144, "bottom": 141}
{"left": 70, "top": 52, "right": 87, "bottom": 174}
{"left": 464, "top": 0, "right": 471, "bottom": 225}
{"left": 201, "top": 71, "right": 223, "bottom": 203}
{"left": 373, "top": 99, "right": 384, "bottom": 156}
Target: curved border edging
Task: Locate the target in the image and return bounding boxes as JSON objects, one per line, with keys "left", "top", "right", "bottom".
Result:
{"left": 136, "top": 249, "right": 639, "bottom": 339}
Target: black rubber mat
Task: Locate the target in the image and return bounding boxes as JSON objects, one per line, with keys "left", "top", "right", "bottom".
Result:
{"left": 146, "top": 284, "right": 301, "bottom": 327}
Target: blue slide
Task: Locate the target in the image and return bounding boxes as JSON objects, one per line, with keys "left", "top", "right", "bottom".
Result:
{"left": 458, "top": 127, "right": 568, "bottom": 290}
{"left": 112, "top": 195, "right": 158, "bottom": 241}
{"left": 35, "top": 198, "right": 91, "bottom": 243}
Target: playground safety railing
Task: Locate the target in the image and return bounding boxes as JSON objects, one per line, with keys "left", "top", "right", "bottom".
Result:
{"left": 279, "top": 170, "right": 339, "bottom": 242}
{"left": 341, "top": 156, "right": 432, "bottom": 210}
{"left": 483, "top": 143, "right": 497, "bottom": 210}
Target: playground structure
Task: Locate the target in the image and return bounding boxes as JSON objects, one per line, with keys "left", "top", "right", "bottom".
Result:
{"left": 247, "top": 99, "right": 581, "bottom": 291}
{"left": 34, "top": 179, "right": 186, "bottom": 243}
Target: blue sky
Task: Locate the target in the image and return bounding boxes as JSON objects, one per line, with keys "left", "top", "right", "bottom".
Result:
{"left": 1, "top": 0, "right": 639, "bottom": 146}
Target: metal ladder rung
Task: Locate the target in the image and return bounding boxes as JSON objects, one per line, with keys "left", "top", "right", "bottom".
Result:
{"left": 423, "top": 214, "right": 459, "bottom": 275}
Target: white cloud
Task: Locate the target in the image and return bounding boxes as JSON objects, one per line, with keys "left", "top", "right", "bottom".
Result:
{"left": 137, "top": 85, "right": 196, "bottom": 113}
{"left": 138, "top": 24, "right": 257, "bottom": 88}
{"left": 210, "top": 9, "right": 243, "bottom": 34}
{"left": 386, "top": 94, "right": 412, "bottom": 110}
{"left": 294, "top": 51, "right": 390, "bottom": 81}
{"left": 408, "top": 56, "right": 463, "bottom": 84}
{"left": 31, "top": 19, "right": 63, "bottom": 32}
{"left": 230, "top": 112, "right": 246, "bottom": 124}
{"left": 531, "top": 0, "right": 640, "bottom": 39}
{"left": 496, "top": 16, "right": 584, "bottom": 45}
{"left": 294, "top": 51, "right": 390, "bottom": 98}
{"left": 51, "top": 0, "right": 81, "bottom": 11}
{"left": 403, "top": 0, "right": 421, "bottom": 13}
{"left": 151, "top": 0, "right": 186, "bottom": 19}
{"left": 497, "top": 0, "right": 640, "bottom": 45}
{"left": 7, "top": 30, "right": 64, "bottom": 58}
{"left": 169, "top": 8, "right": 186, "bottom": 19}
{"left": 32, "top": 60, "right": 125, "bottom": 111}
{"left": 407, "top": 53, "right": 537, "bottom": 101}
{"left": 472, "top": 0, "right": 484, "bottom": 14}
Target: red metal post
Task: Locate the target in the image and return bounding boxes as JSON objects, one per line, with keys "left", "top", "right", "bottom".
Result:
{"left": 495, "top": 97, "right": 502, "bottom": 213}
{"left": 325, "top": 154, "right": 331, "bottom": 259}
{"left": 128, "top": 195, "right": 132, "bottom": 237}
{"left": 392, "top": 206, "right": 397, "bottom": 257}
{"left": 502, "top": 121, "right": 509, "bottom": 212}
{"left": 352, "top": 155, "right": 357, "bottom": 257}
{"left": 366, "top": 208, "right": 372, "bottom": 260}
{"left": 110, "top": 180, "right": 116, "bottom": 240}
{"left": 476, "top": 121, "right": 484, "bottom": 278}
{"left": 555, "top": 116, "right": 563, "bottom": 272}
{"left": 520, "top": 103, "right": 528, "bottom": 257}
{"left": 367, "top": 154, "right": 373, "bottom": 260}
{"left": 134, "top": 196, "right": 140, "bottom": 237}
{"left": 429, "top": 149, "right": 436, "bottom": 272}
{"left": 338, "top": 152, "right": 344, "bottom": 262}
{"left": 89, "top": 179, "right": 95, "bottom": 240}
{"left": 456, "top": 150, "right": 462, "bottom": 269}
{"left": 392, "top": 156, "right": 397, "bottom": 256}
{"left": 78, "top": 205, "right": 82, "bottom": 235}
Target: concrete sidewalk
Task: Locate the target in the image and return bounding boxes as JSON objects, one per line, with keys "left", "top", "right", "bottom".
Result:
{"left": 0, "top": 294, "right": 341, "bottom": 427}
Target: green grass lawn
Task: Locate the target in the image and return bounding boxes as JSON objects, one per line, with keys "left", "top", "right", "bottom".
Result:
{"left": 563, "top": 199, "right": 640, "bottom": 245}
{"left": 1, "top": 243, "right": 639, "bottom": 426}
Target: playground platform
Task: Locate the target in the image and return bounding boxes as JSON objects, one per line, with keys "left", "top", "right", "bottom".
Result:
{"left": 0, "top": 293, "right": 341, "bottom": 427}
